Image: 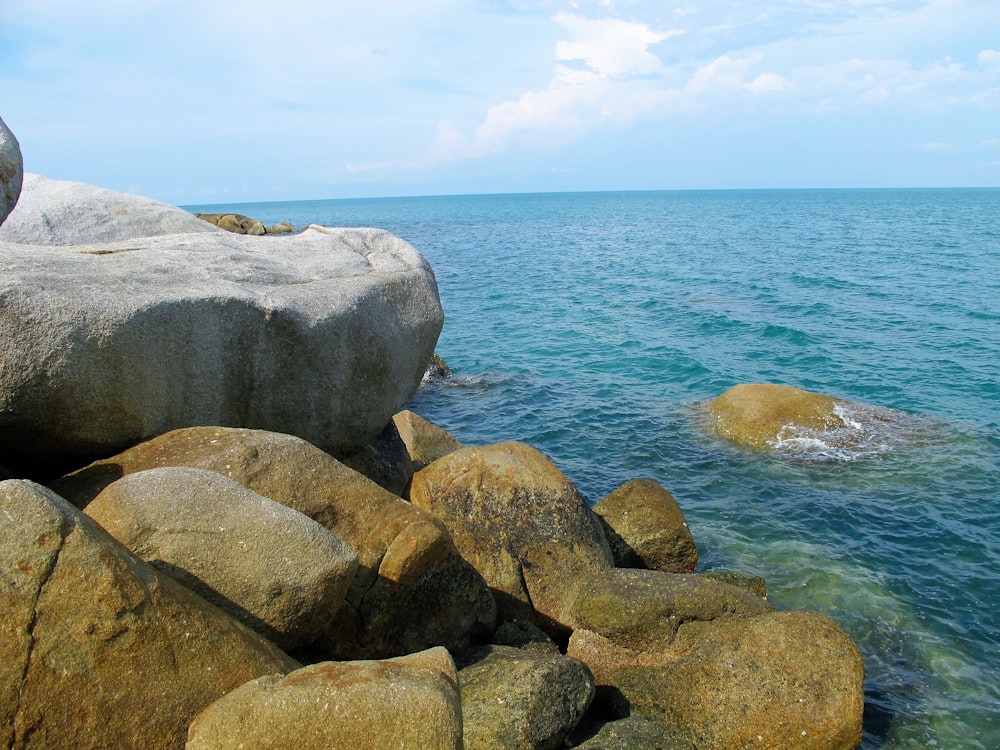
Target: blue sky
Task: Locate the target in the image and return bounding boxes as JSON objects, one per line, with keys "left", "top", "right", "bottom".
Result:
{"left": 2, "top": 0, "right": 998, "bottom": 204}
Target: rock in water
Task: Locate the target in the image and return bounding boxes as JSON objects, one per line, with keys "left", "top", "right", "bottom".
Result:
{"left": 0, "top": 117, "right": 22, "bottom": 226}
{"left": 0, "top": 175, "right": 443, "bottom": 473}
{"left": 592, "top": 479, "right": 698, "bottom": 573}
{"left": 0, "top": 479, "right": 299, "bottom": 750}
{"left": 703, "top": 383, "right": 844, "bottom": 449}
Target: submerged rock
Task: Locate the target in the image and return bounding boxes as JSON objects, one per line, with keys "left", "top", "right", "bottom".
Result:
{"left": 703, "top": 383, "right": 845, "bottom": 449}
{"left": 0, "top": 117, "right": 23, "bottom": 226}
{"left": 0, "top": 175, "right": 443, "bottom": 474}
{"left": 187, "top": 647, "right": 462, "bottom": 750}
{"left": 0, "top": 479, "right": 299, "bottom": 750}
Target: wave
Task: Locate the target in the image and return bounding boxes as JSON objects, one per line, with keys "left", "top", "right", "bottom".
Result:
{"left": 769, "top": 401, "right": 936, "bottom": 462}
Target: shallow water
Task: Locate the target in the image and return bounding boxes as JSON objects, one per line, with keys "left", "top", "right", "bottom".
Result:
{"left": 188, "top": 188, "right": 1000, "bottom": 748}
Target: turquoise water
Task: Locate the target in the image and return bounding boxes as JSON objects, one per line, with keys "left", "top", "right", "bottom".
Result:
{"left": 187, "top": 189, "right": 1000, "bottom": 748}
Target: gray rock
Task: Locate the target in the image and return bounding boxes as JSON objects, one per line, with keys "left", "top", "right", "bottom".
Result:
{"left": 0, "top": 479, "right": 299, "bottom": 750}
{"left": 84, "top": 466, "right": 358, "bottom": 651}
{"left": 0, "top": 173, "right": 219, "bottom": 244}
{"left": 187, "top": 647, "right": 463, "bottom": 750}
{"left": 458, "top": 644, "right": 595, "bottom": 750}
{"left": 0, "top": 117, "right": 22, "bottom": 227}
{"left": 0, "top": 176, "right": 443, "bottom": 471}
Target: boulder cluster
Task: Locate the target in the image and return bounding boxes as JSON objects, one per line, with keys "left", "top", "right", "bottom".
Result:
{"left": 194, "top": 212, "right": 296, "bottom": 236}
{"left": 0, "top": 120, "right": 864, "bottom": 749}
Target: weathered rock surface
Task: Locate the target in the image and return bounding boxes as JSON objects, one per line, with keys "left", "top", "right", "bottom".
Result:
{"left": 457, "top": 644, "right": 594, "bottom": 750}
{"left": 340, "top": 417, "right": 414, "bottom": 496}
{"left": 0, "top": 117, "right": 23, "bottom": 226}
{"left": 573, "top": 717, "right": 694, "bottom": 749}
{"left": 703, "top": 383, "right": 845, "bottom": 449}
{"left": 394, "top": 408, "right": 464, "bottom": 473}
{"left": 0, "top": 479, "right": 299, "bottom": 750}
{"left": 0, "top": 173, "right": 219, "bottom": 244}
{"left": 570, "top": 568, "right": 772, "bottom": 653}
{"left": 568, "top": 594, "right": 864, "bottom": 750}
{"left": 187, "top": 647, "right": 462, "bottom": 750}
{"left": 0, "top": 175, "right": 443, "bottom": 473}
{"left": 53, "top": 426, "right": 497, "bottom": 659}
{"left": 408, "top": 441, "right": 613, "bottom": 637}
{"left": 592, "top": 479, "right": 698, "bottom": 573}
{"left": 84, "top": 466, "right": 358, "bottom": 651}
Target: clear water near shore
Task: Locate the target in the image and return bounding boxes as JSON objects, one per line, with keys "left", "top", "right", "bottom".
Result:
{"left": 186, "top": 188, "right": 1000, "bottom": 749}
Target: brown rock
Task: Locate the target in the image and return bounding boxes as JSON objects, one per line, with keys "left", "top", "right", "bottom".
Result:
{"left": 52, "top": 427, "right": 497, "bottom": 659}
{"left": 457, "top": 644, "right": 594, "bottom": 750}
{"left": 569, "top": 609, "right": 864, "bottom": 750}
{"left": 0, "top": 479, "right": 299, "bottom": 750}
{"left": 187, "top": 647, "right": 462, "bottom": 749}
{"left": 408, "top": 441, "right": 613, "bottom": 637}
{"left": 703, "top": 383, "right": 844, "bottom": 449}
{"left": 84, "top": 466, "right": 358, "bottom": 651}
{"left": 393, "top": 409, "right": 463, "bottom": 474}
{"left": 216, "top": 213, "right": 245, "bottom": 233}
{"left": 570, "top": 568, "right": 772, "bottom": 655}
{"left": 592, "top": 479, "right": 698, "bottom": 572}
{"left": 340, "top": 417, "right": 414, "bottom": 496}
{"left": 573, "top": 717, "right": 694, "bottom": 749}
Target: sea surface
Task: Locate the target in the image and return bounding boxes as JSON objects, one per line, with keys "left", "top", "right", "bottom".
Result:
{"left": 187, "top": 188, "right": 1000, "bottom": 749}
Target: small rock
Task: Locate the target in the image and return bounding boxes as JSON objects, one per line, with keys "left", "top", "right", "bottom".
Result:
{"left": 457, "top": 644, "right": 595, "bottom": 750}
{"left": 393, "top": 409, "right": 463, "bottom": 474}
{"left": 592, "top": 479, "right": 698, "bottom": 573}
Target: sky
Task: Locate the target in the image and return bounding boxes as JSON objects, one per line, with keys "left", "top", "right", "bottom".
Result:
{"left": 1, "top": 0, "right": 998, "bottom": 205}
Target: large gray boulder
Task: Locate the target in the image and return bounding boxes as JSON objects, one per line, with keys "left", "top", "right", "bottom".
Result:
{"left": 0, "top": 479, "right": 299, "bottom": 750}
{"left": 84, "top": 466, "right": 359, "bottom": 651}
{"left": 0, "top": 117, "right": 22, "bottom": 226}
{"left": 0, "top": 176, "right": 443, "bottom": 472}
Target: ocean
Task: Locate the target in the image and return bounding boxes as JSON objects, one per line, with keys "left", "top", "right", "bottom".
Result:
{"left": 186, "top": 188, "right": 1000, "bottom": 749}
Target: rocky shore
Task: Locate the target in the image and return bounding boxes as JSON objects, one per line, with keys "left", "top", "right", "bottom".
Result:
{"left": 0, "top": 116, "right": 865, "bottom": 749}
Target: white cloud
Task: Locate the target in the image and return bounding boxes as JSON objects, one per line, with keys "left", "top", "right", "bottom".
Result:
{"left": 920, "top": 141, "right": 958, "bottom": 152}
{"left": 979, "top": 49, "right": 1000, "bottom": 67}
{"left": 553, "top": 12, "right": 681, "bottom": 78}
{"left": 745, "top": 72, "right": 792, "bottom": 93}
